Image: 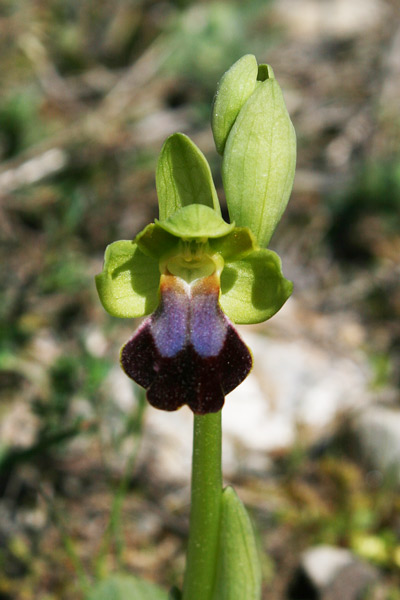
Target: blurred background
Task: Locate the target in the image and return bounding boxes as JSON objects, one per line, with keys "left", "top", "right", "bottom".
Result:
{"left": 0, "top": 0, "right": 399, "bottom": 598}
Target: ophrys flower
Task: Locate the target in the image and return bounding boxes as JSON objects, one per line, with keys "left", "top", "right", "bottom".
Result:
{"left": 96, "top": 55, "right": 295, "bottom": 414}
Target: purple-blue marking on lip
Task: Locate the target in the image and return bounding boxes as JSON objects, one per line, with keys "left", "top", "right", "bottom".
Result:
{"left": 189, "top": 277, "right": 227, "bottom": 357}
{"left": 150, "top": 277, "right": 189, "bottom": 357}
{"left": 120, "top": 273, "right": 252, "bottom": 414}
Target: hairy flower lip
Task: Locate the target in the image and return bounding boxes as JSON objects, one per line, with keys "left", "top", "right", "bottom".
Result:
{"left": 120, "top": 273, "right": 252, "bottom": 414}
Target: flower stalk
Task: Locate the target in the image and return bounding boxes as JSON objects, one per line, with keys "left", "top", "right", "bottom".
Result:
{"left": 183, "top": 412, "right": 222, "bottom": 600}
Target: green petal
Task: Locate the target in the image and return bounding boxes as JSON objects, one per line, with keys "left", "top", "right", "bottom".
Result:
{"left": 220, "top": 248, "right": 293, "bottom": 324}
{"left": 211, "top": 54, "right": 258, "bottom": 155}
{"left": 95, "top": 241, "right": 160, "bottom": 318}
{"left": 157, "top": 204, "right": 234, "bottom": 239}
{"left": 209, "top": 226, "right": 257, "bottom": 261}
{"left": 135, "top": 223, "right": 179, "bottom": 259}
{"left": 156, "top": 133, "right": 221, "bottom": 220}
{"left": 222, "top": 74, "right": 296, "bottom": 248}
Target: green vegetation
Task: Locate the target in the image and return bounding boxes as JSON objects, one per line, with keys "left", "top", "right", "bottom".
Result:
{"left": 0, "top": 1, "right": 399, "bottom": 598}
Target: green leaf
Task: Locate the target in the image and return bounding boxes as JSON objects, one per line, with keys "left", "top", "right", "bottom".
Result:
{"left": 222, "top": 75, "right": 296, "bottom": 247}
{"left": 86, "top": 574, "right": 168, "bottom": 600}
{"left": 211, "top": 487, "right": 262, "bottom": 600}
{"left": 156, "top": 133, "right": 221, "bottom": 220}
{"left": 157, "top": 204, "right": 234, "bottom": 239}
{"left": 220, "top": 248, "right": 292, "bottom": 324}
{"left": 95, "top": 241, "right": 160, "bottom": 318}
{"left": 211, "top": 54, "right": 258, "bottom": 155}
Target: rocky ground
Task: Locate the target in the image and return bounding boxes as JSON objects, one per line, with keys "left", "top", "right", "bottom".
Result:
{"left": 0, "top": 0, "right": 399, "bottom": 598}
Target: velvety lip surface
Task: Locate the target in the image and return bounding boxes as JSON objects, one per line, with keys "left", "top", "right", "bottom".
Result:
{"left": 120, "top": 273, "right": 252, "bottom": 414}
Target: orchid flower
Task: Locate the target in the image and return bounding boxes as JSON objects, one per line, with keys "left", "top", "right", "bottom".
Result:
{"left": 96, "top": 55, "right": 295, "bottom": 417}
{"left": 96, "top": 198, "right": 291, "bottom": 413}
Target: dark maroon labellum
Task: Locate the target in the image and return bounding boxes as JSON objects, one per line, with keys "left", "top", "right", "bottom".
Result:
{"left": 120, "top": 274, "right": 252, "bottom": 414}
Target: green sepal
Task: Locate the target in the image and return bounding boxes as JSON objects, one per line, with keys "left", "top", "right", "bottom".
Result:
{"left": 157, "top": 204, "right": 234, "bottom": 239}
{"left": 209, "top": 226, "right": 257, "bottom": 261}
{"left": 212, "top": 54, "right": 258, "bottom": 155}
{"left": 211, "top": 487, "right": 262, "bottom": 600}
{"left": 222, "top": 75, "right": 296, "bottom": 248}
{"left": 156, "top": 133, "right": 221, "bottom": 220}
{"left": 220, "top": 248, "right": 292, "bottom": 324}
{"left": 95, "top": 241, "right": 160, "bottom": 318}
{"left": 86, "top": 574, "right": 168, "bottom": 600}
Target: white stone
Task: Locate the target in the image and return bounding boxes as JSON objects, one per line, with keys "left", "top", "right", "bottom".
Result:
{"left": 354, "top": 406, "right": 400, "bottom": 484}
{"left": 273, "top": 0, "right": 387, "bottom": 40}
{"left": 140, "top": 407, "right": 193, "bottom": 482}
{"left": 103, "top": 366, "right": 137, "bottom": 412}
{"left": 84, "top": 326, "right": 109, "bottom": 358}
{"left": 0, "top": 401, "right": 39, "bottom": 449}
{"left": 302, "top": 545, "right": 354, "bottom": 588}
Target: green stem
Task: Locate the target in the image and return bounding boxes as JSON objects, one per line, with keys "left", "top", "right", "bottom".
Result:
{"left": 182, "top": 411, "right": 222, "bottom": 600}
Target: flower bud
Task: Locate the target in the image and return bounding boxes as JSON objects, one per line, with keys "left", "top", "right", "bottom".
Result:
{"left": 213, "top": 56, "right": 296, "bottom": 248}
{"left": 211, "top": 54, "right": 258, "bottom": 155}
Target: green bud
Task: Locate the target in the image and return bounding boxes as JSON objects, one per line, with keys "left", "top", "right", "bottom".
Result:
{"left": 211, "top": 54, "right": 258, "bottom": 155}
{"left": 219, "top": 62, "right": 296, "bottom": 247}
